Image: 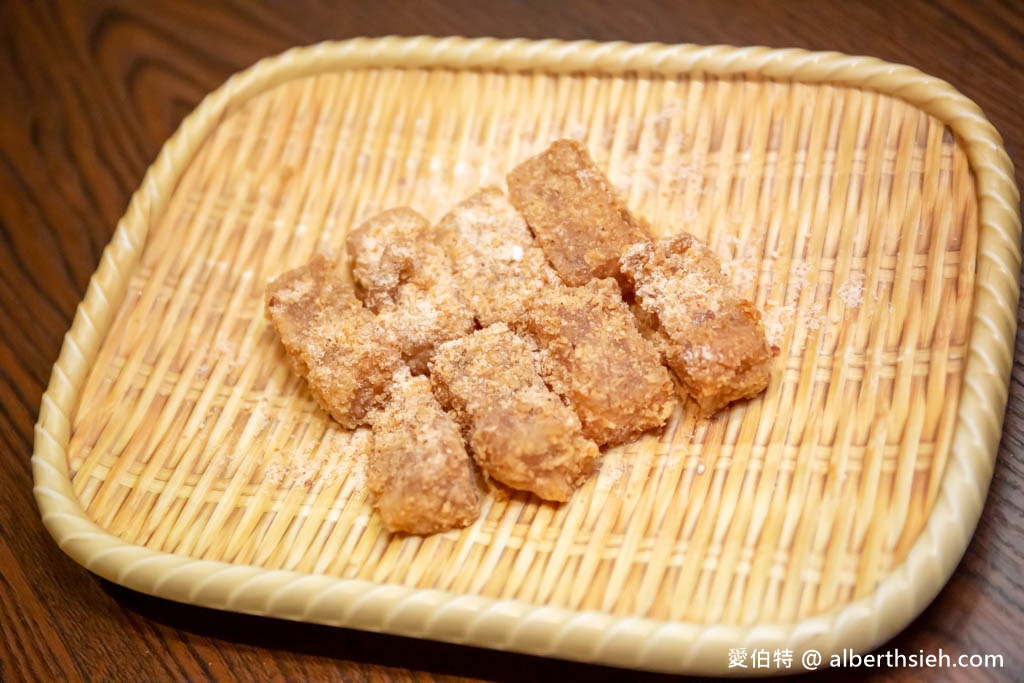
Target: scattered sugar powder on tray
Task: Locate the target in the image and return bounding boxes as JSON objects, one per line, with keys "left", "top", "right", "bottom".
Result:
{"left": 665, "top": 163, "right": 696, "bottom": 192}
{"left": 761, "top": 304, "right": 796, "bottom": 349}
{"left": 210, "top": 447, "right": 239, "bottom": 478}
{"left": 250, "top": 398, "right": 273, "bottom": 432}
{"left": 642, "top": 99, "right": 682, "bottom": 129}
{"left": 195, "top": 361, "right": 212, "bottom": 380}
{"left": 788, "top": 261, "right": 812, "bottom": 295}
{"left": 330, "top": 428, "right": 370, "bottom": 491}
{"left": 563, "top": 122, "right": 589, "bottom": 140}
{"left": 292, "top": 453, "right": 323, "bottom": 487}
{"left": 259, "top": 424, "right": 370, "bottom": 491}
{"left": 723, "top": 259, "right": 757, "bottom": 295}
{"left": 761, "top": 300, "right": 828, "bottom": 352}
{"left": 804, "top": 303, "right": 825, "bottom": 331}
{"left": 837, "top": 273, "right": 866, "bottom": 308}
{"left": 596, "top": 457, "right": 631, "bottom": 491}
{"left": 262, "top": 455, "right": 289, "bottom": 486}
{"left": 719, "top": 246, "right": 759, "bottom": 295}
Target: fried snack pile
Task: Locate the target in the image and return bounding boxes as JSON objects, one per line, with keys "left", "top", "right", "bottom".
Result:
{"left": 265, "top": 139, "right": 772, "bottom": 534}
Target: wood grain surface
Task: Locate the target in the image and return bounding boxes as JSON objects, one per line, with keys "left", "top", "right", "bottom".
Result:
{"left": 1, "top": 1, "right": 1020, "bottom": 681}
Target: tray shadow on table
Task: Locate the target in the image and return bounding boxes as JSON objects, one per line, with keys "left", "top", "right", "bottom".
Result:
{"left": 101, "top": 580, "right": 894, "bottom": 682}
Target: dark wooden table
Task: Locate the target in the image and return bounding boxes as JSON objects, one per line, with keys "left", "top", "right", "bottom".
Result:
{"left": 2, "top": 1, "right": 1020, "bottom": 681}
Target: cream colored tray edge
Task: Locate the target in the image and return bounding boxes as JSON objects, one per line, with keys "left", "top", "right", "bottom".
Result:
{"left": 32, "top": 36, "right": 1021, "bottom": 675}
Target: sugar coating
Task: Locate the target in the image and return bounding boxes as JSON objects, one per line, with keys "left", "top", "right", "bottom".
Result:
{"left": 429, "top": 324, "right": 598, "bottom": 502}
{"left": 367, "top": 367, "right": 483, "bottom": 534}
{"left": 265, "top": 255, "right": 401, "bottom": 428}
{"left": 514, "top": 279, "right": 676, "bottom": 447}
{"left": 346, "top": 208, "right": 444, "bottom": 305}
{"left": 346, "top": 208, "right": 475, "bottom": 374}
{"left": 435, "top": 187, "right": 562, "bottom": 326}
{"left": 507, "top": 139, "right": 650, "bottom": 288}
{"left": 620, "top": 234, "right": 772, "bottom": 416}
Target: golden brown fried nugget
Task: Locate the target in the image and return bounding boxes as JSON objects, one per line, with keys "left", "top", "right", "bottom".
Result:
{"left": 435, "top": 188, "right": 561, "bottom": 326}
{"left": 367, "top": 368, "right": 483, "bottom": 534}
{"left": 515, "top": 279, "right": 676, "bottom": 447}
{"left": 346, "top": 208, "right": 475, "bottom": 374}
{"left": 346, "top": 207, "right": 442, "bottom": 305}
{"left": 620, "top": 235, "right": 772, "bottom": 416}
{"left": 507, "top": 139, "right": 650, "bottom": 288}
{"left": 429, "top": 324, "right": 597, "bottom": 502}
{"left": 372, "top": 293, "right": 474, "bottom": 375}
{"left": 265, "top": 255, "right": 402, "bottom": 428}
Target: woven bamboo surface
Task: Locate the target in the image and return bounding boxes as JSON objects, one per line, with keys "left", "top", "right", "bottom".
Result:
{"left": 34, "top": 37, "right": 1020, "bottom": 675}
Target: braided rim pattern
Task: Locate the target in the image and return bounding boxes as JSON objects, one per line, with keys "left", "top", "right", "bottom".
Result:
{"left": 32, "top": 36, "right": 1021, "bottom": 674}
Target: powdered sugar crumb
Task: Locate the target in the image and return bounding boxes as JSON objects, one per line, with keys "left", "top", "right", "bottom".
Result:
{"left": 259, "top": 424, "right": 371, "bottom": 491}
{"left": 837, "top": 274, "right": 866, "bottom": 308}
{"left": 263, "top": 457, "right": 288, "bottom": 486}
{"left": 323, "top": 428, "right": 372, "bottom": 491}
{"left": 762, "top": 304, "right": 795, "bottom": 349}
{"left": 804, "top": 303, "right": 825, "bottom": 332}
{"left": 194, "top": 330, "right": 243, "bottom": 379}
{"left": 563, "top": 122, "right": 588, "bottom": 141}
{"left": 719, "top": 244, "right": 759, "bottom": 295}
{"left": 789, "top": 261, "right": 812, "bottom": 292}
{"left": 597, "top": 457, "right": 631, "bottom": 491}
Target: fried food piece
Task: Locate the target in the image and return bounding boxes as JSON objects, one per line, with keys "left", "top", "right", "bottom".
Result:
{"left": 435, "top": 188, "right": 562, "bottom": 326}
{"left": 345, "top": 207, "right": 445, "bottom": 306}
{"left": 373, "top": 287, "right": 477, "bottom": 375}
{"left": 265, "top": 255, "right": 402, "bottom": 428}
{"left": 346, "top": 208, "right": 475, "bottom": 373}
{"left": 620, "top": 235, "right": 772, "bottom": 415}
{"left": 367, "top": 368, "right": 483, "bottom": 534}
{"left": 507, "top": 139, "right": 650, "bottom": 288}
{"left": 515, "top": 279, "right": 676, "bottom": 447}
{"left": 429, "top": 324, "right": 598, "bottom": 502}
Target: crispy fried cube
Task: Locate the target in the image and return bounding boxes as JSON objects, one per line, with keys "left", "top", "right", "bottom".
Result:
{"left": 620, "top": 235, "right": 772, "bottom": 415}
{"left": 429, "top": 324, "right": 598, "bottom": 502}
{"left": 265, "top": 255, "right": 402, "bottom": 428}
{"left": 514, "top": 279, "right": 676, "bottom": 447}
{"left": 346, "top": 207, "right": 445, "bottom": 305}
{"left": 507, "top": 139, "right": 650, "bottom": 288}
{"left": 374, "top": 285, "right": 477, "bottom": 375}
{"left": 346, "top": 208, "right": 475, "bottom": 374}
{"left": 367, "top": 368, "right": 483, "bottom": 534}
{"left": 435, "top": 187, "right": 562, "bottom": 326}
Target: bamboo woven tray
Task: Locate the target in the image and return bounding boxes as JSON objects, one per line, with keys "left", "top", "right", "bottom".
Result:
{"left": 33, "top": 37, "right": 1020, "bottom": 675}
